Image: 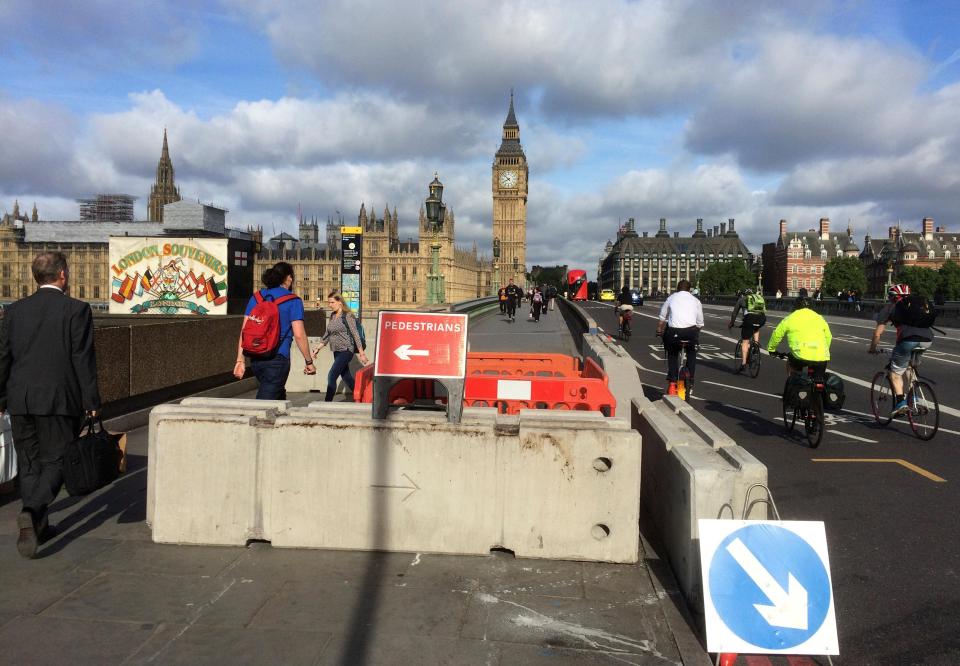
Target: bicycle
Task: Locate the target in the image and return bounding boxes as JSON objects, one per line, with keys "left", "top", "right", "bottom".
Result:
{"left": 870, "top": 348, "right": 939, "bottom": 440}
{"left": 656, "top": 333, "right": 694, "bottom": 401}
{"left": 732, "top": 331, "right": 761, "bottom": 378}
{"left": 772, "top": 352, "right": 825, "bottom": 448}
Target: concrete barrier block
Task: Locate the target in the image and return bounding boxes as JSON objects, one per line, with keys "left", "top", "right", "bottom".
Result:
{"left": 151, "top": 413, "right": 261, "bottom": 546}
{"left": 147, "top": 403, "right": 278, "bottom": 526}
{"left": 262, "top": 411, "right": 503, "bottom": 554}
{"left": 504, "top": 415, "right": 641, "bottom": 562}
{"left": 180, "top": 397, "right": 290, "bottom": 413}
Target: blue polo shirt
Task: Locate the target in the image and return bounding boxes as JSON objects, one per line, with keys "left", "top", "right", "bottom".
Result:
{"left": 244, "top": 287, "right": 304, "bottom": 358}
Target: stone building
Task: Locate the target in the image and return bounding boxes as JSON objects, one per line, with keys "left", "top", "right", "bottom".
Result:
{"left": 598, "top": 217, "right": 751, "bottom": 294}
{"left": 761, "top": 218, "right": 860, "bottom": 297}
{"left": 492, "top": 93, "right": 528, "bottom": 287}
{"left": 254, "top": 195, "right": 493, "bottom": 309}
{"left": 859, "top": 218, "right": 958, "bottom": 295}
{"left": 147, "top": 129, "right": 182, "bottom": 222}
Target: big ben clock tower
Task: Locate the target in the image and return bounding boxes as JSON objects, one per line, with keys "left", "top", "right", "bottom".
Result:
{"left": 492, "top": 92, "right": 528, "bottom": 287}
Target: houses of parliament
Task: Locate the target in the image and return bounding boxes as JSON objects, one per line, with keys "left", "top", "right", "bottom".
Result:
{"left": 0, "top": 97, "right": 528, "bottom": 310}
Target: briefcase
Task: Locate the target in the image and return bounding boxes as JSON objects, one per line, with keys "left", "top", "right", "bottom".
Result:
{"left": 63, "top": 417, "right": 123, "bottom": 496}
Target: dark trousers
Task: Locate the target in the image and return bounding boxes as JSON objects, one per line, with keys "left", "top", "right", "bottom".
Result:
{"left": 662, "top": 326, "right": 699, "bottom": 382}
{"left": 12, "top": 414, "right": 83, "bottom": 521}
{"left": 326, "top": 350, "right": 356, "bottom": 401}
{"left": 506, "top": 298, "right": 518, "bottom": 319}
{"left": 532, "top": 301, "right": 542, "bottom": 321}
{"left": 499, "top": 299, "right": 506, "bottom": 313}
{"left": 252, "top": 355, "right": 291, "bottom": 400}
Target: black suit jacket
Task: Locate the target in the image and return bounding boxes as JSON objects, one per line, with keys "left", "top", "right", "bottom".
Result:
{"left": 0, "top": 287, "right": 101, "bottom": 416}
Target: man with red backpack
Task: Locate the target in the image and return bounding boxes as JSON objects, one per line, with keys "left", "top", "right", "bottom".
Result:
{"left": 235, "top": 262, "right": 315, "bottom": 399}
{"left": 868, "top": 283, "right": 936, "bottom": 416}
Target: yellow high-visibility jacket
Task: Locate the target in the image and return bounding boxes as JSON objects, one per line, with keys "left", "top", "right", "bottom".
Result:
{"left": 766, "top": 308, "right": 832, "bottom": 362}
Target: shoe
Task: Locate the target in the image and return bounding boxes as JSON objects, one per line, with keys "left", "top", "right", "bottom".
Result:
{"left": 687, "top": 381, "right": 694, "bottom": 397}
{"left": 16, "top": 511, "right": 38, "bottom": 559}
{"left": 891, "top": 399, "right": 908, "bottom": 417}
{"left": 667, "top": 382, "right": 678, "bottom": 396}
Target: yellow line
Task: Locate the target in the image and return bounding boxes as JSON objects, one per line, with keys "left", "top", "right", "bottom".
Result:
{"left": 812, "top": 458, "right": 947, "bottom": 483}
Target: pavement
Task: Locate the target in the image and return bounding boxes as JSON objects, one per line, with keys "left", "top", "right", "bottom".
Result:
{"left": 582, "top": 299, "right": 960, "bottom": 665}
{"left": 0, "top": 304, "right": 710, "bottom": 665}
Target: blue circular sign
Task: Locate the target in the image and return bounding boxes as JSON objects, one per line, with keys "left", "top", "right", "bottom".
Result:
{"left": 709, "top": 524, "right": 831, "bottom": 650}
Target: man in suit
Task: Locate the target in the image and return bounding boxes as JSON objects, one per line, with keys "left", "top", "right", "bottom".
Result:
{"left": 0, "top": 252, "right": 100, "bottom": 558}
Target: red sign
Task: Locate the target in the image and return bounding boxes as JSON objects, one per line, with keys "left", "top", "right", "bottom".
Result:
{"left": 374, "top": 311, "right": 469, "bottom": 378}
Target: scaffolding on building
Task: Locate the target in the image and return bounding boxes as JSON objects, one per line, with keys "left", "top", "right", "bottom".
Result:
{"left": 77, "top": 194, "right": 136, "bottom": 222}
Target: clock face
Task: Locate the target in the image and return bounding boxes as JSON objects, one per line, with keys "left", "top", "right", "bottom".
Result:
{"left": 499, "top": 170, "right": 518, "bottom": 188}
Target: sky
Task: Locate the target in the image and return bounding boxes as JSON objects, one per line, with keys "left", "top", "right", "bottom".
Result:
{"left": 2, "top": 0, "right": 960, "bottom": 271}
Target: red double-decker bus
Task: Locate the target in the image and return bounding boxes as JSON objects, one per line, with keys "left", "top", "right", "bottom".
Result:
{"left": 567, "top": 269, "right": 588, "bottom": 300}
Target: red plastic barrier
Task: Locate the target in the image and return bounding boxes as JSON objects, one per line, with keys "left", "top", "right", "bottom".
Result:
{"left": 354, "top": 353, "right": 615, "bottom": 416}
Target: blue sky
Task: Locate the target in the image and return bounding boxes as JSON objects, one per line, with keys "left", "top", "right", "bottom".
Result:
{"left": 2, "top": 0, "right": 959, "bottom": 271}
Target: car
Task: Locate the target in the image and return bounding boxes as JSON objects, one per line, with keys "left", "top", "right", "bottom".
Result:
{"left": 599, "top": 289, "right": 616, "bottom": 302}
{"left": 630, "top": 290, "right": 644, "bottom": 306}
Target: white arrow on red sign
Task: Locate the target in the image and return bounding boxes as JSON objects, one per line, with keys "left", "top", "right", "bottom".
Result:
{"left": 394, "top": 344, "right": 429, "bottom": 361}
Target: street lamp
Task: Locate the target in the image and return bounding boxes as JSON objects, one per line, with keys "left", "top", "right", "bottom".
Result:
{"left": 425, "top": 172, "right": 446, "bottom": 304}
{"left": 492, "top": 237, "right": 501, "bottom": 297}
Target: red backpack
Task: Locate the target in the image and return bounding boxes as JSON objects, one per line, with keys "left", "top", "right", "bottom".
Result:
{"left": 241, "top": 291, "right": 300, "bottom": 357}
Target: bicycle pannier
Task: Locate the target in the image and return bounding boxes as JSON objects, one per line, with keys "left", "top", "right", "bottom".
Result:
{"left": 823, "top": 372, "right": 845, "bottom": 411}
{"left": 784, "top": 374, "right": 813, "bottom": 408}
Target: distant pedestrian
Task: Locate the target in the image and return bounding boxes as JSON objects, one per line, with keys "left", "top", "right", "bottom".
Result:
{"left": 498, "top": 286, "right": 507, "bottom": 314}
{"left": 775, "top": 289, "right": 783, "bottom": 309}
{"left": 0, "top": 252, "right": 101, "bottom": 558}
{"left": 504, "top": 279, "right": 523, "bottom": 322}
{"left": 313, "top": 291, "right": 368, "bottom": 402}
{"left": 532, "top": 287, "right": 544, "bottom": 321}
{"left": 236, "top": 262, "right": 315, "bottom": 399}
{"left": 546, "top": 284, "right": 557, "bottom": 311}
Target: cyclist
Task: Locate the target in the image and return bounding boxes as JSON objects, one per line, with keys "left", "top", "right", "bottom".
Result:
{"left": 728, "top": 287, "right": 767, "bottom": 373}
{"left": 868, "top": 283, "right": 935, "bottom": 416}
{"left": 616, "top": 285, "right": 634, "bottom": 332}
{"left": 656, "top": 279, "right": 704, "bottom": 396}
{"left": 767, "top": 296, "right": 832, "bottom": 381}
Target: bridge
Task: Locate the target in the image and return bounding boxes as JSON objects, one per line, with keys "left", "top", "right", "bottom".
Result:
{"left": 1, "top": 296, "right": 956, "bottom": 664}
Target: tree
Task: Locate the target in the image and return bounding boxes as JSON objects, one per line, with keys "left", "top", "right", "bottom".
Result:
{"left": 695, "top": 260, "right": 755, "bottom": 296}
{"left": 821, "top": 256, "right": 867, "bottom": 296}
{"left": 897, "top": 266, "right": 939, "bottom": 298}
{"left": 937, "top": 260, "right": 960, "bottom": 300}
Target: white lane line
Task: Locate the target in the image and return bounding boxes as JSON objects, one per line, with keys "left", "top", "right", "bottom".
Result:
{"left": 701, "top": 379, "right": 780, "bottom": 400}
{"left": 830, "top": 430, "right": 879, "bottom": 443}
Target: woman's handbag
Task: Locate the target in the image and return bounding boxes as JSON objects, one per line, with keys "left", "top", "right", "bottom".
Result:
{"left": 62, "top": 417, "right": 124, "bottom": 496}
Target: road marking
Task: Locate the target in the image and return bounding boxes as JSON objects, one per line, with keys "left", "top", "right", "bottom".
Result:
{"left": 811, "top": 458, "right": 946, "bottom": 483}
{"left": 829, "top": 430, "right": 878, "bottom": 443}
{"left": 702, "top": 379, "right": 780, "bottom": 400}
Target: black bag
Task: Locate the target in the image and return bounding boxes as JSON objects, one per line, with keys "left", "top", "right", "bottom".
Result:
{"left": 63, "top": 417, "right": 123, "bottom": 496}
{"left": 784, "top": 374, "right": 813, "bottom": 408}
{"left": 823, "top": 372, "right": 845, "bottom": 411}
{"left": 892, "top": 294, "right": 937, "bottom": 328}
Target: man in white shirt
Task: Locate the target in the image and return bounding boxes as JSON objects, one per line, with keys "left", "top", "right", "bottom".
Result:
{"left": 656, "top": 280, "right": 704, "bottom": 395}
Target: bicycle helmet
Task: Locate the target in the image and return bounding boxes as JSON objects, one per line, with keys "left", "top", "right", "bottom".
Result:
{"left": 888, "top": 283, "right": 910, "bottom": 299}
{"left": 794, "top": 296, "right": 812, "bottom": 310}
{"left": 743, "top": 287, "right": 754, "bottom": 296}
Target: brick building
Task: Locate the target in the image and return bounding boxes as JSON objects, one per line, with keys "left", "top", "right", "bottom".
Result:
{"left": 761, "top": 218, "right": 860, "bottom": 297}
{"left": 860, "top": 218, "right": 959, "bottom": 295}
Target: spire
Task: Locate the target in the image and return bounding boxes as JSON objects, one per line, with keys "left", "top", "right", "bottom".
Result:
{"left": 503, "top": 89, "right": 518, "bottom": 128}
{"left": 162, "top": 127, "right": 170, "bottom": 159}
{"left": 31, "top": 202, "right": 38, "bottom": 222}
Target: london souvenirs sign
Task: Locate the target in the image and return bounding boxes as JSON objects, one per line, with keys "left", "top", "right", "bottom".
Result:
{"left": 109, "top": 237, "right": 228, "bottom": 315}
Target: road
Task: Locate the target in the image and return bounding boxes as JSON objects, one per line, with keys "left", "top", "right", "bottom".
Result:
{"left": 580, "top": 299, "right": 960, "bottom": 664}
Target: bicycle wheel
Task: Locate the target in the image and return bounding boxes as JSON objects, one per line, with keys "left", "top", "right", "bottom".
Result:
{"left": 748, "top": 342, "right": 761, "bottom": 378}
{"left": 805, "top": 395, "right": 824, "bottom": 448}
{"left": 732, "top": 341, "right": 743, "bottom": 373}
{"left": 870, "top": 371, "right": 894, "bottom": 426}
{"left": 907, "top": 380, "right": 939, "bottom": 440}
{"left": 623, "top": 321, "right": 631, "bottom": 341}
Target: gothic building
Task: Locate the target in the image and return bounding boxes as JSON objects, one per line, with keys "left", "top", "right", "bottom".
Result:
{"left": 492, "top": 93, "right": 528, "bottom": 287}
{"left": 859, "top": 218, "right": 957, "bottom": 295}
{"left": 147, "top": 129, "right": 182, "bottom": 222}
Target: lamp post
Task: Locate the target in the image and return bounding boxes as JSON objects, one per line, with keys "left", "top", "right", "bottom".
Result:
{"left": 492, "top": 237, "right": 501, "bottom": 296}
{"left": 425, "top": 173, "right": 446, "bottom": 305}
{"left": 885, "top": 259, "right": 894, "bottom": 290}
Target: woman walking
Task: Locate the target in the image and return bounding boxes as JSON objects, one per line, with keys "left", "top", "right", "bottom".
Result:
{"left": 312, "top": 291, "right": 368, "bottom": 401}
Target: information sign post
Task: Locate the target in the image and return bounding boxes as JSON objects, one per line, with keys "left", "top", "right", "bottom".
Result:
{"left": 372, "top": 311, "right": 469, "bottom": 423}
{"left": 340, "top": 226, "right": 362, "bottom": 316}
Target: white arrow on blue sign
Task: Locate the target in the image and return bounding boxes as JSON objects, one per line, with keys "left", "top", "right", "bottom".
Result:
{"left": 698, "top": 520, "right": 839, "bottom": 655}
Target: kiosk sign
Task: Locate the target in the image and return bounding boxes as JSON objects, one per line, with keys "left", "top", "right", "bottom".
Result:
{"left": 374, "top": 312, "right": 468, "bottom": 379}
{"left": 698, "top": 519, "right": 839, "bottom": 656}
{"left": 340, "top": 225, "right": 362, "bottom": 315}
